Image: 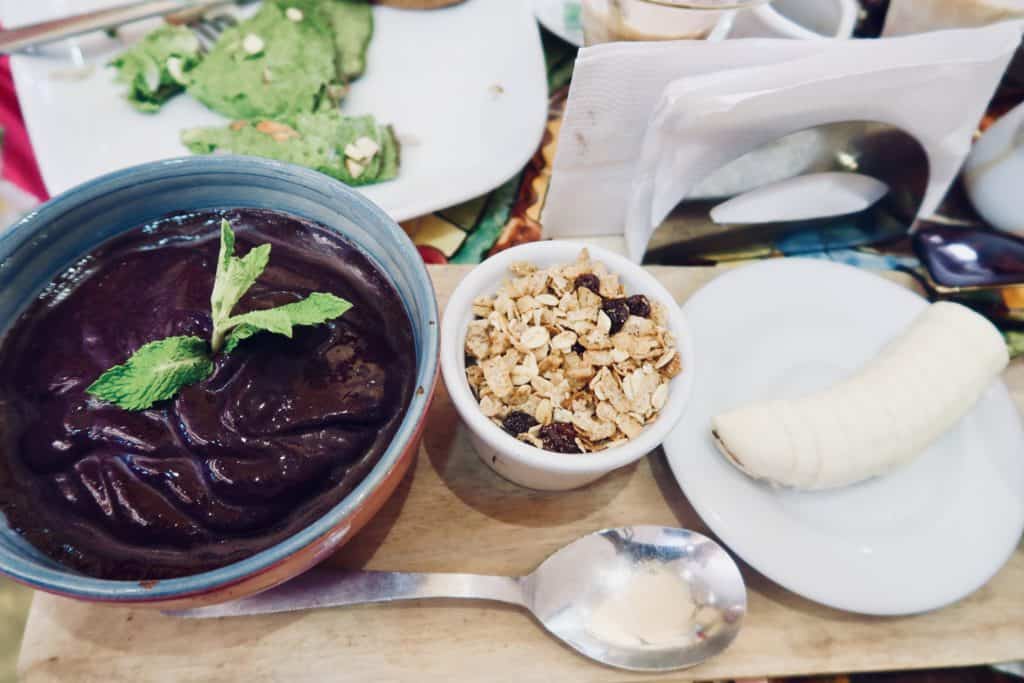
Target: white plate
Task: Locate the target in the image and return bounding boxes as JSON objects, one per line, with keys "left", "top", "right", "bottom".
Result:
{"left": 663, "top": 258, "right": 1024, "bottom": 615}
{"left": 2, "top": 0, "right": 548, "bottom": 221}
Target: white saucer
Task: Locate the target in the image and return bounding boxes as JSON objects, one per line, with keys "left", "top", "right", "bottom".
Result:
{"left": 5, "top": 0, "right": 548, "bottom": 222}
{"left": 663, "top": 258, "right": 1024, "bottom": 615}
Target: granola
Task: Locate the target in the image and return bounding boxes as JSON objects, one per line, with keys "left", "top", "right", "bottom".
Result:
{"left": 464, "top": 250, "right": 682, "bottom": 454}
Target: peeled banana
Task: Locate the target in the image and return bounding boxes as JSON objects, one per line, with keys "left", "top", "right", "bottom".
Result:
{"left": 711, "top": 301, "right": 1009, "bottom": 490}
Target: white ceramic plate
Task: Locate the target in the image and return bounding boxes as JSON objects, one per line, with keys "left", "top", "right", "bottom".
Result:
{"left": 1, "top": 0, "right": 548, "bottom": 221}
{"left": 663, "top": 258, "right": 1024, "bottom": 615}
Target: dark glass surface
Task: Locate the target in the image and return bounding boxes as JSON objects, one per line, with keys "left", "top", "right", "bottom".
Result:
{"left": 914, "top": 226, "right": 1024, "bottom": 288}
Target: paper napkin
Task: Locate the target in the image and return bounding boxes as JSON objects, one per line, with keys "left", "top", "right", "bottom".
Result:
{"left": 542, "top": 23, "right": 1023, "bottom": 261}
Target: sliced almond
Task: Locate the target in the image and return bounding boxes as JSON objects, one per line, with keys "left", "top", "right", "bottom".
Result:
{"left": 256, "top": 120, "right": 299, "bottom": 140}
{"left": 520, "top": 325, "right": 550, "bottom": 350}
{"left": 465, "top": 365, "right": 484, "bottom": 393}
{"left": 471, "top": 295, "right": 493, "bottom": 318}
{"left": 479, "top": 395, "right": 503, "bottom": 418}
{"left": 515, "top": 295, "right": 537, "bottom": 315}
{"left": 595, "top": 401, "right": 617, "bottom": 422}
{"left": 660, "top": 353, "right": 683, "bottom": 378}
{"left": 480, "top": 356, "right": 513, "bottom": 398}
{"left": 535, "top": 398, "right": 553, "bottom": 425}
{"left": 242, "top": 33, "right": 265, "bottom": 55}
{"left": 508, "top": 385, "right": 531, "bottom": 406}
{"left": 509, "top": 261, "right": 537, "bottom": 277}
{"left": 651, "top": 381, "right": 669, "bottom": 411}
{"left": 165, "top": 57, "right": 187, "bottom": 85}
{"left": 345, "top": 158, "right": 366, "bottom": 179}
{"left": 519, "top": 432, "right": 544, "bottom": 448}
{"left": 511, "top": 353, "right": 539, "bottom": 385}
{"left": 354, "top": 135, "right": 381, "bottom": 159}
{"left": 615, "top": 414, "right": 644, "bottom": 439}
{"left": 550, "top": 330, "right": 577, "bottom": 352}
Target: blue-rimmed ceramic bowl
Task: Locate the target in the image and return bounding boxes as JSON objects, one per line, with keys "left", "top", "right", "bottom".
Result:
{"left": 0, "top": 156, "right": 439, "bottom": 607}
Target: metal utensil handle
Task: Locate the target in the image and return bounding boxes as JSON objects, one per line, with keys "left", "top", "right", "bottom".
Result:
{"left": 0, "top": 0, "right": 227, "bottom": 53}
{"left": 167, "top": 569, "right": 528, "bottom": 619}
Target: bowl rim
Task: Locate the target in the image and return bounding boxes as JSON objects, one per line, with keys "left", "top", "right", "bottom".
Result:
{"left": 440, "top": 240, "right": 695, "bottom": 476}
{"left": 0, "top": 155, "right": 440, "bottom": 601}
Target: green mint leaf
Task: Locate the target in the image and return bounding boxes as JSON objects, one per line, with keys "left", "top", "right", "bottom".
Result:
{"left": 222, "top": 324, "right": 260, "bottom": 354}
{"left": 209, "top": 219, "right": 271, "bottom": 351}
{"left": 86, "top": 336, "right": 214, "bottom": 411}
{"left": 210, "top": 221, "right": 270, "bottom": 320}
{"left": 215, "top": 219, "right": 235, "bottom": 285}
{"left": 223, "top": 292, "right": 353, "bottom": 353}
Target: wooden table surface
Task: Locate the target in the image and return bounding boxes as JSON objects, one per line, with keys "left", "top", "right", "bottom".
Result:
{"left": 16, "top": 265, "right": 1024, "bottom": 682}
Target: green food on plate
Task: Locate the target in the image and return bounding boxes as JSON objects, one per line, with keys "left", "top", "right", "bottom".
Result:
{"left": 110, "top": 25, "right": 202, "bottom": 112}
{"left": 181, "top": 111, "right": 399, "bottom": 186}
{"left": 114, "top": 0, "right": 393, "bottom": 185}
{"left": 326, "top": 0, "right": 374, "bottom": 82}
{"left": 278, "top": 0, "right": 374, "bottom": 82}
{"left": 185, "top": 3, "right": 339, "bottom": 120}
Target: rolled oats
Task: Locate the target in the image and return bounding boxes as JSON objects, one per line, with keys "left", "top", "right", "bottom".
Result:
{"left": 464, "top": 249, "right": 682, "bottom": 453}
{"left": 520, "top": 325, "right": 550, "bottom": 350}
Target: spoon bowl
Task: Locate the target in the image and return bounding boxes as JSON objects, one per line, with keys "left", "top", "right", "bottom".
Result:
{"left": 526, "top": 526, "right": 747, "bottom": 671}
{"left": 170, "top": 526, "right": 747, "bottom": 672}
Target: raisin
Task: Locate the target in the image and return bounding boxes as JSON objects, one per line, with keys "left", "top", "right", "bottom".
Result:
{"left": 502, "top": 411, "right": 538, "bottom": 435}
{"left": 625, "top": 294, "right": 651, "bottom": 318}
{"left": 574, "top": 273, "right": 600, "bottom": 295}
{"left": 602, "top": 298, "right": 630, "bottom": 334}
{"left": 539, "top": 422, "right": 581, "bottom": 453}
{"left": 572, "top": 342, "right": 586, "bottom": 355}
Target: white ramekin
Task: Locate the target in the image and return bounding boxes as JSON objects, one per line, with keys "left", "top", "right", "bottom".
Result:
{"left": 440, "top": 241, "right": 695, "bottom": 490}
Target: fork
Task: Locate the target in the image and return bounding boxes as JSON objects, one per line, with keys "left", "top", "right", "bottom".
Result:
{"left": 184, "top": 12, "right": 239, "bottom": 52}
{"left": 0, "top": 0, "right": 251, "bottom": 54}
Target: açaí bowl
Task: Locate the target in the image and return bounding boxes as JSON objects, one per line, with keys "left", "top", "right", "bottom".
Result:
{"left": 0, "top": 156, "right": 439, "bottom": 608}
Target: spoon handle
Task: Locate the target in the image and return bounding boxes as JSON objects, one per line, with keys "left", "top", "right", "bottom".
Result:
{"left": 166, "top": 568, "right": 527, "bottom": 619}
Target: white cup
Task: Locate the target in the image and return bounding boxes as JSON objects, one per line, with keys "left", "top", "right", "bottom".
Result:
{"left": 963, "top": 101, "right": 1024, "bottom": 234}
{"left": 581, "top": 0, "right": 743, "bottom": 44}
{"left": 728, "top": 0, "right": 859, "bottom": 39}
{"left": 581, "top": 0, "right": 858, "bottom": 46}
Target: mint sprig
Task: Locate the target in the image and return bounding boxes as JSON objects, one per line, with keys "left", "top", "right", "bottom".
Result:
{"left": 209, "top": 220, "right": 271, "bottom": 352}
{"left": 86, "top": 336, "right": 214, "bottom": 411}
{"left": 86, "top": 220, "right": 352, "bottom": 411}
{"left": 224, "top": 293, "right": 353, "bottom": 353}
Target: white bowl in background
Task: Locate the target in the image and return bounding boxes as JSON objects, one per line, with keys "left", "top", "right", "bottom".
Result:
{"left": 729, "top": 0, "right": 858, "bottom": 40}
{"left": 440, "top": 241, "right": 695, "bottom": 490}
{"left": 964, "top": 100, "right": 1024, "bottom": 235}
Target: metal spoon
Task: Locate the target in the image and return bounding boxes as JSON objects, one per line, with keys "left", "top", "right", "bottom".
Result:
{"left": 170, "top": 526, "right": 747, "bottom": 672}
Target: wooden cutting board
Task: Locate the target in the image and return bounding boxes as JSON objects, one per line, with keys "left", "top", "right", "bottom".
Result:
{"left": 17, "top": 266, "right": 1024, "bottom": 683}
